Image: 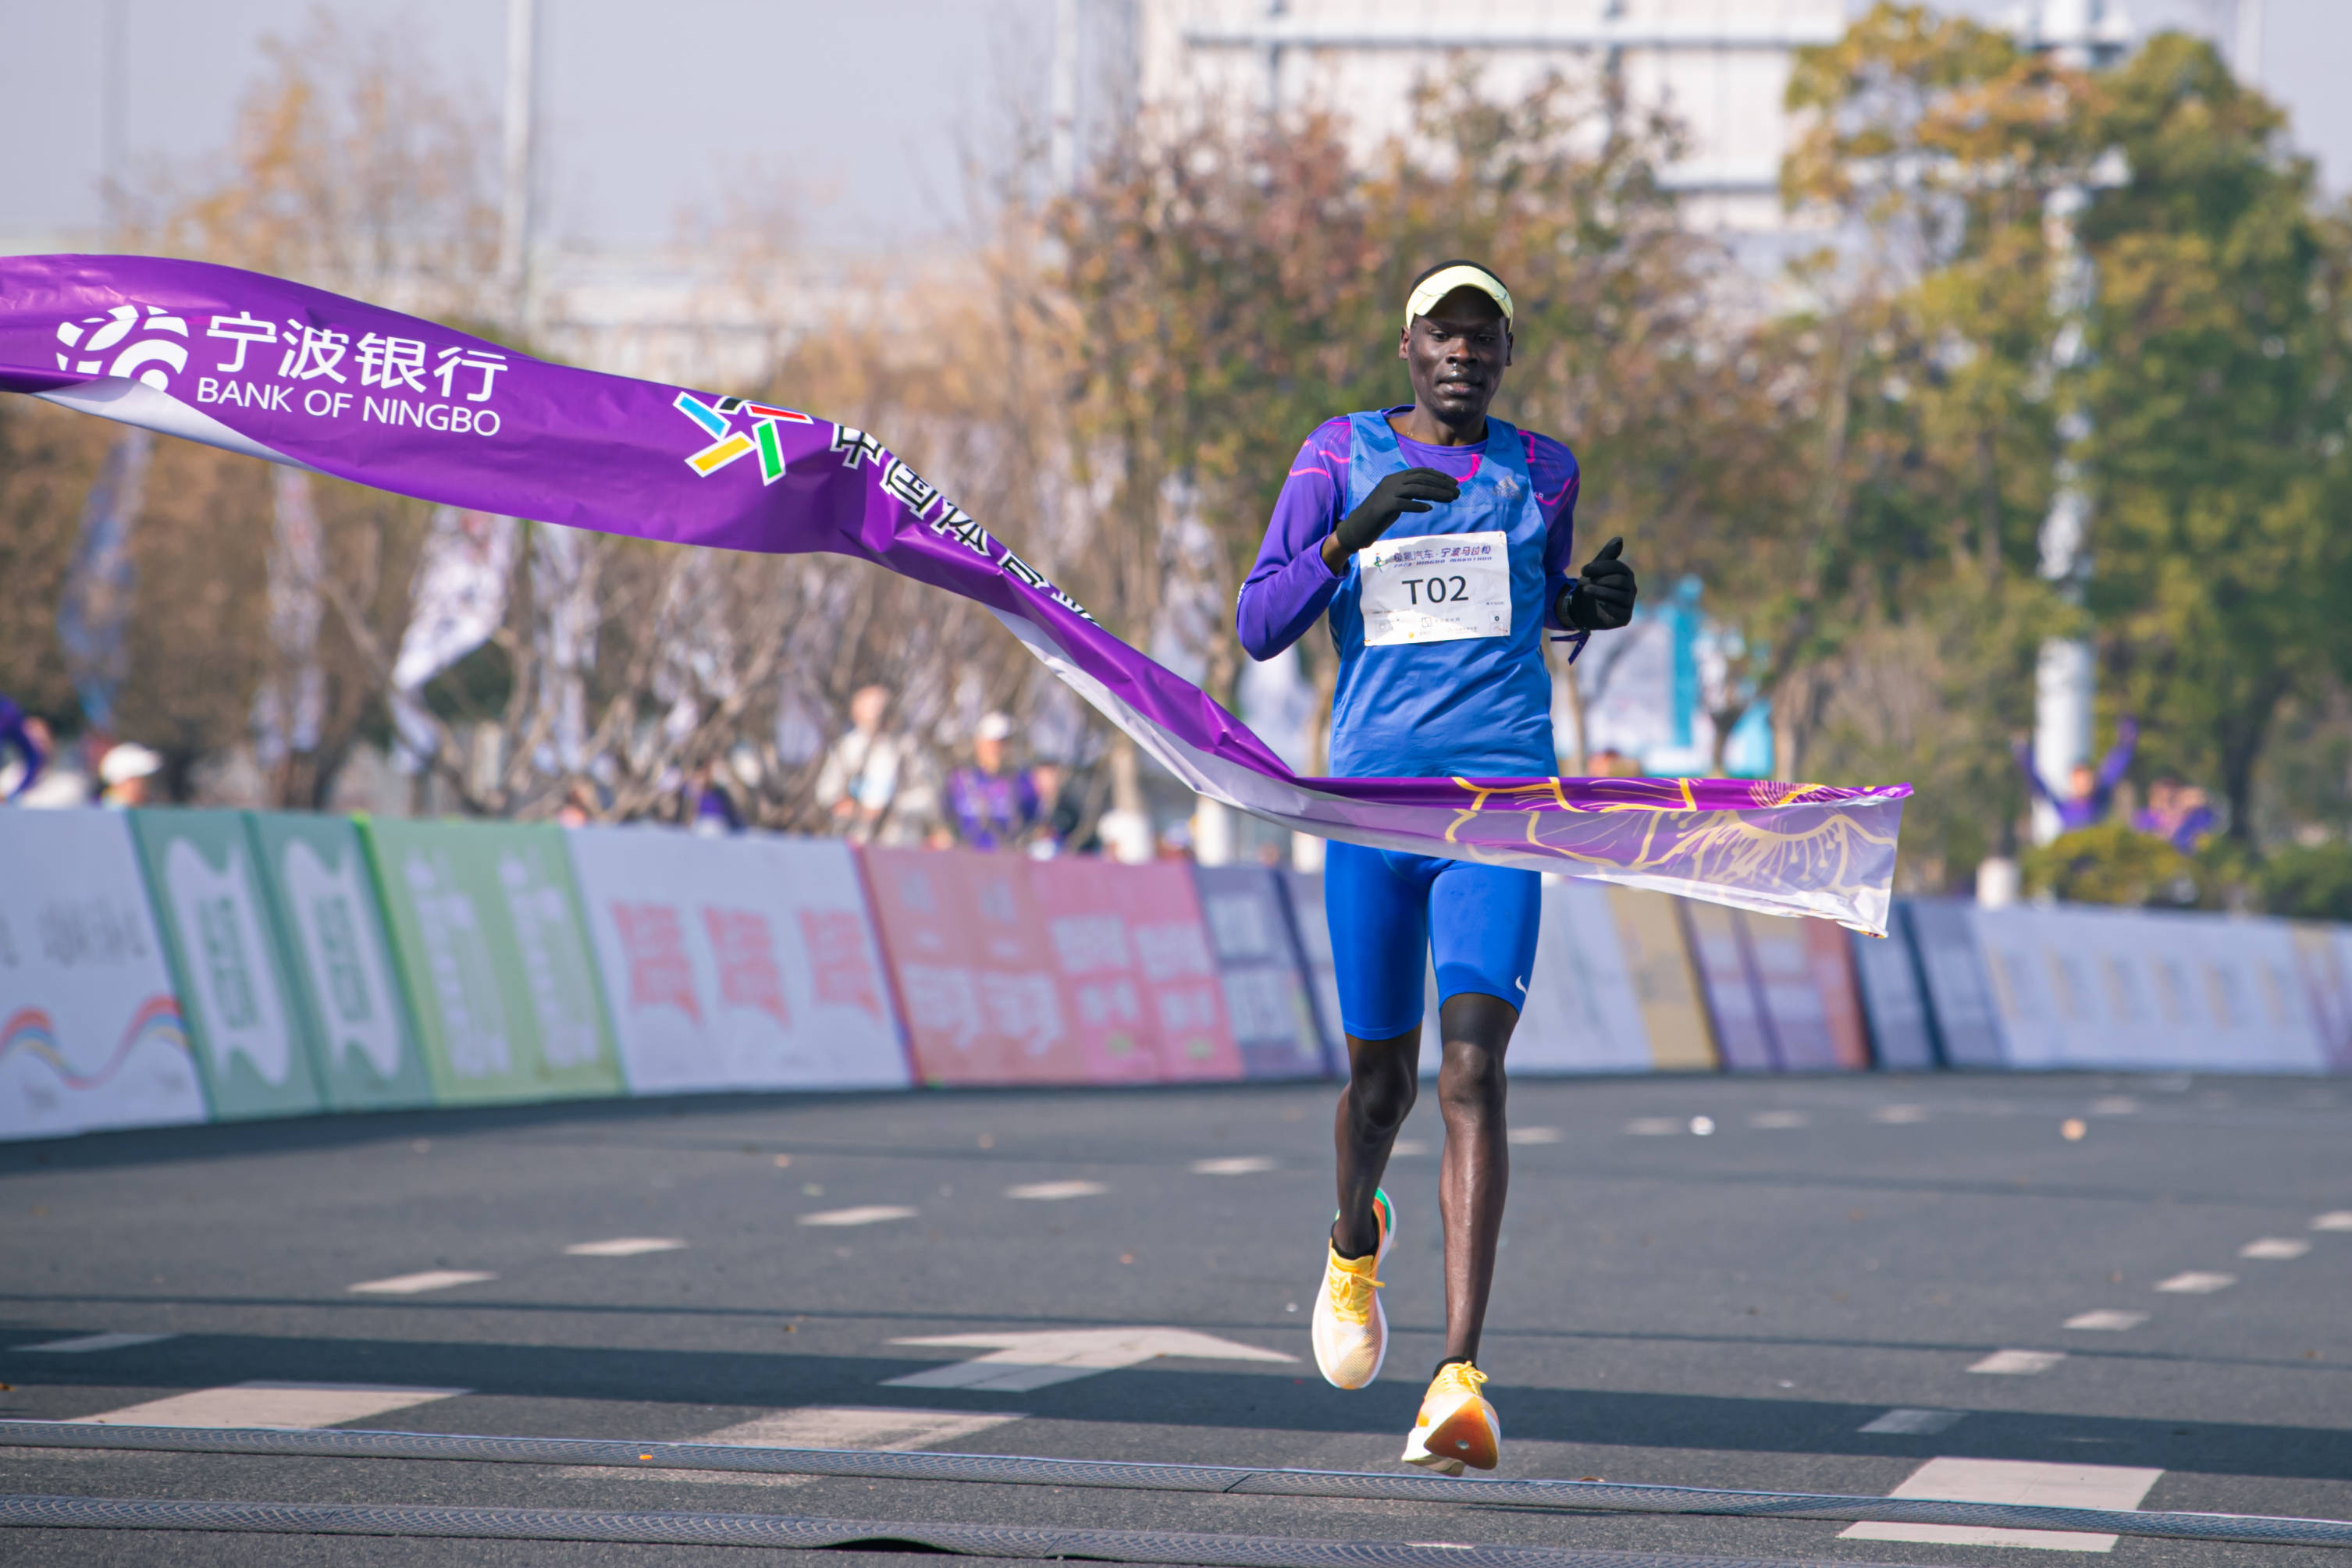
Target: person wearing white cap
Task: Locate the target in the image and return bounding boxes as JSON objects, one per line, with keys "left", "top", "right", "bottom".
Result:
{"left": 945, "top": 712, "right": 1041, "bottom": 851}
{"left": 1235, "top": 260, "right": 1639, "bottom": 1473}
{"left": 98, "top": 741, "right": 162, "bottom": 808}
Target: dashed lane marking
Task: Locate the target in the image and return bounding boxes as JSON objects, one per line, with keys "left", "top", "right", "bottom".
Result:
{"left": 1623, "top": 1118, "right": 1680, "bottom": 1136}
{"left": 347, "top": 1270, "right": 495, "bottom": 1295}
{"left": 1390, "top": 1140, "right": 1432, "bottom": 1156}
{"left": 1190, "top": 1157, "right": 1276, "bottom": 1175}
{"left": 1749, "top": 1110, "right": 1809, "bottom": 1129}
{"left": 1870, "top": 1104, "right": 1927, "bottom": 1124}
{"left": 564, "top": 1237, "right": 687, "bottom": 1257}
{"left": 1969, "top": 1349, "right": 2066, "bottom": 1375}
{"left": 799, "top": 1206, "right": 917, "bottom": 1228}
{"left": 12, "top": 1332, "right": 176, "bottom": 1354}
{"left": 1859, "top": 1408, "right": 1966, "bottom": 1435}
{"left": 1506, "top": 1126, "right": 1560, "bottom": 1146}
{"left": 2064, "top": 1310, "right": 2149, "bottom": 1332}
{"left": 2240, "top": 1237, "right": 2311, "bottom": 1260}
{"left": 2088, "top": 1097, "right": 2140, "bottom": 1115}
{"left": 2155, "top": 1271, "right": 2236, "bottom": 1294}
{"left": 1005, "top": 1181, "right": 1107, "bottom": 1200}
{"left": 571, "top": 1406, "right": 1027, "bottom": 1488}
{"left": 1841, "top": 1456, "right": 2162, "bottom": 1553}
{"left": 883, "top": 1328, "right": 1293, "bottom": 1392}
{"left": 2312, "top": 1211, "right": 2352, "bottom": 1232}
{"left": 69, "top": 1381, "right": 465, "bottom": 1429}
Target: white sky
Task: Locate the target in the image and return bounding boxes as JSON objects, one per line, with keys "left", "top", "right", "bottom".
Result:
{"left": 3, "top": 1, "right": 2345, "bottom": 252}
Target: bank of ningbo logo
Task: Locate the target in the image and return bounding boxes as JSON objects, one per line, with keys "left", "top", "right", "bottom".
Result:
{"left": 55, "top": 304, "right": 190, "bottom": 389}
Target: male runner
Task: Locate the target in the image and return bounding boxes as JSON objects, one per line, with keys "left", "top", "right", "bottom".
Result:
{"left": 1235, "top": 261, "right": 1637, "bottom": 1473}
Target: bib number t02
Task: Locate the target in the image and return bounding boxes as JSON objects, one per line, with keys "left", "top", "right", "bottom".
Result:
{"left": 1357, "top": 531, "right": 1511, "bottom": 646}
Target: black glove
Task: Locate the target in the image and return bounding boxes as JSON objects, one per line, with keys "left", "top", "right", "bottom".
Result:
{"left": 1334, "top": 467, "right": 1459, "bottom": 556}
{"left": 1561, "top": 536, "right": 1637, "bottom": 631}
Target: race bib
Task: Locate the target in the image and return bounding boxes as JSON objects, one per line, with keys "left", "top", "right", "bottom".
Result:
{"left": 1357, "top": 530, "right": 1511, "bottom": 645}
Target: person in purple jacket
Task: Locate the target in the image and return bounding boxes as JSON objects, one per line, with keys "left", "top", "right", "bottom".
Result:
{"left": 2016, "top": 716, "right": 2137, "bottom": 835}
{"left": 0, "top": 695, "right": 44, "bottom": 802}
{"left": 1236, "top": 261, "right": 1636, "bottom": 1474}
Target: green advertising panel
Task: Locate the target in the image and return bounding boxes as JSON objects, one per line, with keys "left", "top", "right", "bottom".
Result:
{"left": 247, "top": 812, "right": 436, "bottom": 1111}
{"left": 126, "top": 809, "right": 326, "bottom": 1121}
{"left": 360, "top": 817, "right": 624, "bottom": 1104}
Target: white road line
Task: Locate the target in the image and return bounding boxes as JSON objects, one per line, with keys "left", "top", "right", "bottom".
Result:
{"left": 2155, "top": 1271, "right": 2235, "bottom": 1293}
{"left": 564, "top": 1237, "right": 687, "bottom": 1257}
{"left": 1390, "top": 1139, "right": 1432, "bottom": 1156}
{"left": 2239, "top": 1237, "right": 2311, "bottom": 1260}
{"left": 799, "top": 1206, "right": 916, "bottom": 1228}
{"left": 1190, "top": 1157, "right": 1276, "bottom": 1175}
{"left": 1841, "top": 1456, "right": 2162, "bottom": 1553}
{"left": 12, "top": 1332, "right": 176, "bottom": 1354}
{"left": 883, "top": 1328, "right": 1293, "bottom": 1392}
{"left": 571, "top": 1406, "right": 1026, "bottom": 1488}
{"left": 2312, "top": 1211, "right": 2352, "bottom": 1232}
{"left": 1005, "top": 1181, "right": 1106, "bottom": 1201}
{"left": 69, "top": 1381, "right": 465, "bottom": 1429}
{"left": 1870, "top": 1104, "right": 1928, "bottom": 1124}
{"left": 1749, "top": 1110, "right": 1809, "bottom": 1129}
{"left": 2088, "top": 1097, "right": 2140, "bottom": 1115}
{"left": 1623, "top": 1118, "right": 1680, "bottom": 1136}
{"left": 347, "top": 1270, "right": 495, "bottom": 1295}
{"left": 1969, "top": 1349, "right": 2066, "bottom": 1375}
{"left": 1859, "top": 1408, "right": 1966, "bottom": 1435}
{"left": 2064, "top": 1310, "right": 2149, "bottom": 1332}
{"left": 1506, "top": 1126, "right": 1561, "bottom": 1146}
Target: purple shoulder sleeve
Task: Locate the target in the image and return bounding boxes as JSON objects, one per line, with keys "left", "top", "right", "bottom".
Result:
{"left": 1527, "top": 431, "right": 1582, "bottom": 633}
{"left": 1235, "top": 421, "right": 1350, "bottom": 661}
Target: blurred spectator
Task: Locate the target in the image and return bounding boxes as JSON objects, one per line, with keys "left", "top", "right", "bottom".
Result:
{"left": 945, "top": 712, "right": 1041, "bottom": 851}
{"left": 15, "top": 718, "right": 89, "bottom": 808}
{"left": 2016, "top": 716, "right": 2137, "bottom": 834}
{"left": 1586, "top": 748, "right": 1642, "bottom": 778}
{"left": 2135, "top": 777, "right": 2216, "bottom": 854}
{"left": 98, "top": 741, "right": 162, "bottom": 808}
{"left": 816, "top": 684, "right": 933, "bottom": 845}
{"left": 684, "top": 757, "right": 743, "bottom": 836}
{"left": 555, "top": 781, "right": 601, "bottom": 828}
{"left": 0, "top": 695, "right": 44, "bottom": 802}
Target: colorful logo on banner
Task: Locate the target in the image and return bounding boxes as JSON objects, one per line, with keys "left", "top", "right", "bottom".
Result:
{"left": 0, "top": 997, "right": 188, "bottom": 1091}
{"left": 54, "top": 304, "right": 190, "bottom": 389}
{"left": 673, "top": 393, "right": 815, "bottom": 484}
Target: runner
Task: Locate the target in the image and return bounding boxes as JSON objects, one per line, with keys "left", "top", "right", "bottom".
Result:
{"left": 1235, "top": 261, "right": 1637, "bottom": 1473}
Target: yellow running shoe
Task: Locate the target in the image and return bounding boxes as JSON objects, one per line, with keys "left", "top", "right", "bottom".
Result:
{"left": 1401, "top": 1361, "right": 1500, "bottom": 1474}
{"left": 1310, "top": 1187, "right": 1394, "bottom": 1390}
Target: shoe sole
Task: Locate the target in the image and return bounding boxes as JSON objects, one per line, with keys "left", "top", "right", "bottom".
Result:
{"left": 1404, "top": 1402, "right": 1498, "bottom": 1473}
{"left": 1313, "top": 1189, "right": 1394, "bottom": 1391}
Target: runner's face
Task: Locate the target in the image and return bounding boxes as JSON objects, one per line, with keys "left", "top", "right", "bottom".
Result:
{"left": 1400, "top": 290, "right": 1510, "bottom": 422}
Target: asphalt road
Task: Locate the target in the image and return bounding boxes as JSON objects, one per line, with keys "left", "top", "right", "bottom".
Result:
{"left": 2, "top": 1069, "right": 2348, "bottom": 1567}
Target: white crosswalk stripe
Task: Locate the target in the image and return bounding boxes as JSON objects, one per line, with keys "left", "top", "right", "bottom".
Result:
{"left": 70, "top": 1382, "right": 464, "bottom": 1429}
{"left": 348, "top": 1270, "right": 495, "bottom": 1295}
{"left": 1841, "top": 1456, "right": 2162, "bottom": 1552}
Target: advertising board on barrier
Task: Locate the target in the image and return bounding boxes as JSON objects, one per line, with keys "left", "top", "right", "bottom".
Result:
{"left": 1674, "top": 901, "right": 1866, "bottom": 1072}
{"left": 361, "top": 819, "right": 625, "bottom": 1104}
{"left": 128, "top": 809, "right": 326, "bottom": 1120}
{"left": 1974, "top": 905, "right": 2329, "bottom": 1073}
{"left": 1603, "top": 888, "right": 1717, "bottom": 1070}
{"left": 1511, "top": 878, "right": 1654, "bottom": 1074}
{"left": 568, "top": 827, "right": 909, "bottom": 1094}
{"left": 860, "top": 847, "right": 1088, "bottom": 1085}
{"left": 1904, "top": 900, "right": 2007, "bottom": 1068}
{"left": 1031, "top": 859, "right": 1243, "bottom": 1083}
{"left": 1191, "top": 864, "right": 1328, "bottom": 1079}
{"left": 2286, "top": 925, "right": 2352, "bottom": 1074}
{"left": 247, "top": 812, "right": 435, "bottom": 1111}
{"left": 0, "top": 810, "right": 206, "bottom": 1140}
{"left": 1849, "top": 911, "right": 1938, "bottom": 1071}
{"left": 1280, "top": 869, "right": 1346, "bottom": 1059}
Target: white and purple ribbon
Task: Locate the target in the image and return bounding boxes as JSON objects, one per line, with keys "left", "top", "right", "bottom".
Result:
{"left": 2, "top": 255, "right": 1910, "bottom": 932}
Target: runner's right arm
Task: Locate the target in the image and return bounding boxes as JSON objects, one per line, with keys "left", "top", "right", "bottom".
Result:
{"left": 1236, "top": 421, "right": 1357, "bottom": 662}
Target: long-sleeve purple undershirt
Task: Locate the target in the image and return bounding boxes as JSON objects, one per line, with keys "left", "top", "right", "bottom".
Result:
{"left": 1235, "top": 410, "right": 1581, "bottom": 662}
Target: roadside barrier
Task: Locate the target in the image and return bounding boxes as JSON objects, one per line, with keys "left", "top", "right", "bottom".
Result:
{"left": 5, "top": 809, "right": 2348, "bottom": 1142}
